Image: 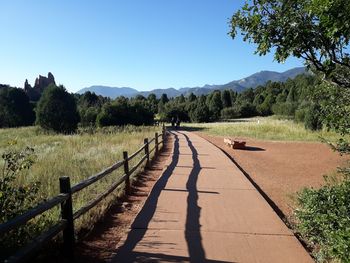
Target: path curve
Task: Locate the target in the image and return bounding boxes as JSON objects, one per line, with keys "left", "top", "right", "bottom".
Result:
{"left": 111, "top": 131, "right": 313, "bottom": 263}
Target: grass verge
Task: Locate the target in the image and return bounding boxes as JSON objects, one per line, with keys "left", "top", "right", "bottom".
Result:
{"left": 183, "top": 116, "right": 345, "bottom": 142}
{"left": 0, "top": 125, "right": 161, "bottom": 233}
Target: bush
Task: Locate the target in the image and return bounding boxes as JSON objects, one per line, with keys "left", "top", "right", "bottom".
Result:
{"left": 272, "top": 102, "right": 297, "bottom": 116}
{"left": 294, "top": 107, "right": 307, "bottom": 123}
{"left": 79, "top": 107, "right": 99, "bottom": 126}
{"left": 0, "top": 144, "right": 48, "bottom": 259}
{"left": 304, "top": 104, "right": 323, "bottom": 131}
{"left": 238, "top": 102, "right": 256, "bottom": 118}
{"left": 220, "top": 107, "right": 239, "bottom": 120}
{"left": 36, "top": 85, "right": 79, "bottom": 133}
{"left": 295, "top": 174, "right": 350, "bottom": 262}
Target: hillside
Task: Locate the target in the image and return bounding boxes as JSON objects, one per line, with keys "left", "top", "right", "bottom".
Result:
{"left": 77, "top": 86, "right": 138, "bottom": 98}
{"left": 77, "top": 67, "right": 306, "bottom": 98}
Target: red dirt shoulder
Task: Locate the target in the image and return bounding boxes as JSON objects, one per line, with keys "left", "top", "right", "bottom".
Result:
{"left": 196, "top": 132, "right": 348, "bottom": 219}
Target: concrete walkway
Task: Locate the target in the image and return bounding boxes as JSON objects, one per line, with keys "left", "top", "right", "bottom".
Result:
{"left": 112, "top": 131, "right": 313, "bottom": 263}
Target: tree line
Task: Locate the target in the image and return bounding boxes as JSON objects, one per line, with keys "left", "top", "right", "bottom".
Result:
{"left": 0, "top": 72, "right": 346, "bottom": 134}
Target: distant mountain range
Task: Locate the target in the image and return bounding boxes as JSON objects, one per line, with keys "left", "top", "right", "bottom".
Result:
{"left": 77, "top": 67, "right": 306, "bottom": 98}
{"left": 77, "top": 86, "right": 138, "bottom": 98}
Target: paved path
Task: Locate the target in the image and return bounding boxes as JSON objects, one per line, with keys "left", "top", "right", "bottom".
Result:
{"left": 112, "top": 131, "right": 313, "bottom": 263}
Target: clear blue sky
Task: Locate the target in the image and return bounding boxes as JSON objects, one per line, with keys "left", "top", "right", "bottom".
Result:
{"left": 0, "top": 0, "right": 303, "bottom": 92}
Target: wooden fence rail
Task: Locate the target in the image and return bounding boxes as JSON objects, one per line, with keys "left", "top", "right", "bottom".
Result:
{"left": 0, "top": 125, "right": 167, "bottom": 263}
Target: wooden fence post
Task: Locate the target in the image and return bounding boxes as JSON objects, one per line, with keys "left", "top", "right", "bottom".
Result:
{"left": 162, "top": 124, "right": 166, "bottom": 143}
{"left": 123, "top": 151, "right": 130, "bottom": 195}
{"left": 155, "top": 132, "right": 158, "bottom": 156}
{"left": 59, "top": 176, "right": 75, "bottom": 259}
{"left": 144, "top": 138, "right": 149, "bottom": 167}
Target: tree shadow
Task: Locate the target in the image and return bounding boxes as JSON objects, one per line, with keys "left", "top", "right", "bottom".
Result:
{"left": 111, "top": 131, "right": 228, "bottom": 262}
{"left": 178, "top": 131, "right": 206, "bottom": 262}
{"left": 118, "top": 251, "right": 234, "bottom": 262}
{"left": 221, "top": 119, "right": 250, "bottom": 123}
{"left": 179, "top": 126, "right": 206, "bottom": 132}
{"left": 110, "top": 132, "right": 180, "bottom": 262}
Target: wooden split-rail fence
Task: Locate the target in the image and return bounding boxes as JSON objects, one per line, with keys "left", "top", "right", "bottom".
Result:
{"left": 0, "top": 126, "right": 167, "bottom": 263}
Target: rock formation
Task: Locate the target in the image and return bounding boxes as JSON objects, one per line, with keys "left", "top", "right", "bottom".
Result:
{"left": 24, "top": 72, "right": 56, "bottom": 101}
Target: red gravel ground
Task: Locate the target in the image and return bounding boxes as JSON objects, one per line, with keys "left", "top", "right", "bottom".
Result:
{"left": 196, "top": 132, "right": 349, "bottom": 220}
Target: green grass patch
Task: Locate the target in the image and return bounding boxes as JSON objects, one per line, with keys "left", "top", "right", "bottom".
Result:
{"left": 0, "top": 125, "right": 161, "bottom": 233}
{"left": 184, "top": 116, "right": 345, "bottom": 142}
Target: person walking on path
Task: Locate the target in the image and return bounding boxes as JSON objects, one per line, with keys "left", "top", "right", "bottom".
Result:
{"left": 176, "top": 116, "right": 181, "bottom": 129}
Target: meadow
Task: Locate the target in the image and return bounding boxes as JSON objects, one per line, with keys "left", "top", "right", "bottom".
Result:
{"left": 184, "top": 116, "right": 345, "bottom": 142}
{"left": 0, "top": 125, "right": 162, "bottom": 233}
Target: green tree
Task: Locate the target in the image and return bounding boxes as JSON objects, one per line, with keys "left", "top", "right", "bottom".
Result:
{"left": 229, "top": 90, "right": 238, "bottom": 105}
{"left": 221, "top": 90, "right": 232, "bottom": 108}
{"left": 188, "top": 92, "right": 197, "bottom": 102}
{"left": 36, "top": 84, "right": 79, "bottom": 133}
{"left": 96, "top": 101, "right": 128, "bottom": 126}
{"left": 238, "top": 88, "right": 255, "bottom": 104}
{"left": 77, "top": 91, "right": 106, "bottom": 126}
{"left": 230, "top": 0, "right": 350, "bottom": 87}
{"left": 177, "top": 94, "right": 185, "bottom": 104}
{"left": 189, "top": 102, "right": 210, "bottom": 123}
{"left": 0, "top": 87, "right": 35, "bottom": 128}
{"left": 207, "top": 91, "right": 223, "bottom": 120}
{"left": 257, "top": 94, "right": 274, "bottom": 116}
{"left": 160, "top": 93, "right": 169, "bottom": 104}
{"left": 129, "top": 100, "right": 154, "bottom": 125}
{"left": 238, "top": 102, "right": 256, "bottom": 118}
{"left": 286, "top": 86, "right": 298, "bottom": 103}
{"left": 163, "top": 100, "right": 190, "bottom": 122}
{"left": 147, "top": 93, "right": 158, "bottom": 114}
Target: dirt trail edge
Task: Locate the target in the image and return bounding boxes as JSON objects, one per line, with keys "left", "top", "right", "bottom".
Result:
{"left": 74, "top": 135, "right": 174, "bottom": 263}
{"left": 111, "top": 131, "right": 313, "bottom": 263}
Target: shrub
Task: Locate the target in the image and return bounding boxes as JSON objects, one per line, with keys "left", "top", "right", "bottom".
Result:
{"left": 79, "top": 107, "right": 99, "bottom": 126}
{"left": 36, "top": 85, "right": 79, "bottom": 133}
{"left": 294, "top": 107, "right": 307, "bottom": 123}
{"left": 238, "top": 102, "right": 256, "bottom": 118}
{"left": 304, "top": 104, "right": 323, "bottom": 131}
{"left": 272, "top": 102, "right": 297, "bottom": 116}
{"left": 295, "top": 173, "right": 350, "bottom": 262}
{"left": 0, "top": 144, "right": 48, "bottom": 259}
{"left": 220, "top": 107, "right": 239, "bottom": 120}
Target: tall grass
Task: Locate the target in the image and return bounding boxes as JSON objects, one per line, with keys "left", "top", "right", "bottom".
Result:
{"left": 0, "top": 125, "right": 161, "bottom": 233}
{"left": 184, "top": 116, "right": 345, "bottom": 142}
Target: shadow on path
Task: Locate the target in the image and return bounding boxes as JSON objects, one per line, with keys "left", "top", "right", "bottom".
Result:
{"left": 112, "top": 131, "right": 232, "bottom": 263}
{"left": 179, "top": 131, "right": 206, "bottom": 262}
{"left": 111, "top": 132, "right": 179, "bottom": 262}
